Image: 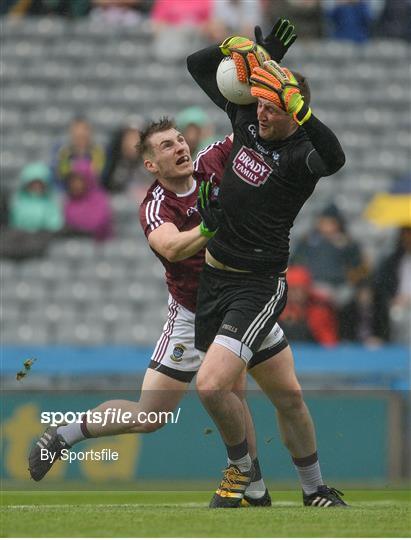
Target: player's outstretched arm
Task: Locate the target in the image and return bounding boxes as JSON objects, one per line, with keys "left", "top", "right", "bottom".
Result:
{"left": 148, "top": 222, "right": 209, "bottom": 263}
{"left": 251, "top": 61, "right": 345, "bottom": 176}
{"left": 187, "top": 44, "right": 228, "bottom": 111}
{"left": 301, "top": 114, "right": 346, "bottom": 176}
{"left": 187, "top": 19, "right": 297, "bottom": 112}
{"left": 148, "top": 180, "right": 221, "bottom": 262}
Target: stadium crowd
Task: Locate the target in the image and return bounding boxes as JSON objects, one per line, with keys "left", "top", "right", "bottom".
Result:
{"left": 1, "top": 109, "right": 409, "bottom": 346}
{"left": 1, "top": 0, "right": 410, "bottom": 347}
{"left": 1, "top": 0, "right": 410, "bottom": 43}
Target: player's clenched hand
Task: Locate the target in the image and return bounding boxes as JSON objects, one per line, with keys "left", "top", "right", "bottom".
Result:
{"left": 250, "top": 60, "right": 312, "bottom": 125}
{"left": 197, "top": 180, "right": 222, "bottom": 238}
{"left": 220, "top": 35, "right": 270, "bottom": 84}
{"left": 254, "top": 18, "right": 297, "bottom": 63}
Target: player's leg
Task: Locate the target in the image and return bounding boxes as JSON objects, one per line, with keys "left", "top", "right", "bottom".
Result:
{"left": 28, "top": 368, "right": 188, "bottom": 481}
{"left": 232, "top": 370, "right": 271, "bottom": 506}
{"left": 196, "top": 343, "right": 254, "bottom": 507}
{"left": 250, "top": 345, "right": 317, "bottom": 457}
{"left": 28, "top": 296, "right": 194, "bottom": 481}
{"left": 249, "top": 344, "right": 347, "bottom": 506}
{"left": 196, "top": 343, "right": 247, "bottom": 448}
{"left": 195, "top": 266, "right": 287, "bottom": 507}
{"left": 232, "top": 370, "right": 257, "bottom": 459}
{"left": 85, "top": 368, "right": 188, "bottom": 436}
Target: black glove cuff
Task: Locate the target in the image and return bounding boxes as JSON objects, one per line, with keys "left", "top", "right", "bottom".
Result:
{"left": 295, "top": 102, "right": 311, "bottom": 125}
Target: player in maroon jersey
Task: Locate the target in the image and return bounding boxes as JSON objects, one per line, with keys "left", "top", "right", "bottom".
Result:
{"left": 29, "top": 117, "right": 290, "bottom": 506}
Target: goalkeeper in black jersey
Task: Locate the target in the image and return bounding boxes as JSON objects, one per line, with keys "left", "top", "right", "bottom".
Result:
{"left": 187, "top": 19, "right": 347, "bottom": 508}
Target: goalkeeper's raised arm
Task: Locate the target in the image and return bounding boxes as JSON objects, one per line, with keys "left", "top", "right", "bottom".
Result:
{"left": 186, "top": 18, "right": 297, "bottom": 111}
{"left": 250, "top": 60, "right": 345, "bottom": 176}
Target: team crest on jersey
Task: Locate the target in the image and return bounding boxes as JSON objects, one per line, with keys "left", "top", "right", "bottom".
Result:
{"left": 233, "top": 146, "right": 272, "bottom": 187}
{"left": 170, "top": 343, "right": 186, "bottom": 362}
{"left": 187, "top": 206, "right": 198, "bottom": 217}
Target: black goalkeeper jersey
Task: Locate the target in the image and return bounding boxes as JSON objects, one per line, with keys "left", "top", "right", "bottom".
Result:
{"left": 187, "top": 45, "right": 345, "bottom": 272}
{"left": 208, "top": 103, "right": 321, "bottom": 271}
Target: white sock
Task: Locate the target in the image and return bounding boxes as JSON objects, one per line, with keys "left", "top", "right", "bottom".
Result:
{"left": 228, "top": 453, "right": 252, "bottom": 473}
{"left": 294, "top": 461, "right": 323, "bottom": 495}
{"left": 245, "top": 479, "right": 266, "bottom": 499}
{"left": 57, "top": 423, "right": 86, "bottom": 446}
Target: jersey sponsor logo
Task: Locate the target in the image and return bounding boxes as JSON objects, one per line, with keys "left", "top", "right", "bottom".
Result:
{"left": 170, "top": 343, "right": 186, "bottom": 363}
{"left": 248, "top": 124, "right": 257, "bottom": 137}
{"left": 233, "top": 146, "right": 272, "bottom": 187}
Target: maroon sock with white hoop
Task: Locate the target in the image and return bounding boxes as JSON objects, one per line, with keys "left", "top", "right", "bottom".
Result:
{"left": 56, "top": 413, "right": 91, "bottom": 446}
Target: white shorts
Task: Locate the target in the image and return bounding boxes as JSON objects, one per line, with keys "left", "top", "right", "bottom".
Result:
{"left": 148, "top": 295, "right": 288, "bottom": 382}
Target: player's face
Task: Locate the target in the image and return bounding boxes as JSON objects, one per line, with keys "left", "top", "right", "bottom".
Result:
{"left": 145, "top": 129, "right": 193, "bottom": 180}
{"left": 257, "top": 98, "right": 296, "bottom": 141}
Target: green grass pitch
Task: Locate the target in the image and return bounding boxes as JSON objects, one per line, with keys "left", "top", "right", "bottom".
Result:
{"left": 1, "top": 489, "right": 410, "bottom": 537}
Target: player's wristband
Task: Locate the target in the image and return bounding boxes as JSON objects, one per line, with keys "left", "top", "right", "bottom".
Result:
{"left": 199, "top": 222, "right": 216, "bottom": 238}
{"left": 293, "top": 102, "right": 312, "bottom": 126}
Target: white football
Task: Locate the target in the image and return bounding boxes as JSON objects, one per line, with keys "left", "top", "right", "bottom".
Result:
{"left": 216, "top": 57, "right": 256, "bottom": 105}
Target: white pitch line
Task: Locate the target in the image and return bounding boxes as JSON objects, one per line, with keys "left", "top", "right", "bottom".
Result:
{"left": 3, "top": 502, "right": 300, "bottom": 511}
{"left": 3, "top": 500, "right": 403, "bottom": 511}
{"left": 2, "top": 503, "right": 205, "bottom": 510}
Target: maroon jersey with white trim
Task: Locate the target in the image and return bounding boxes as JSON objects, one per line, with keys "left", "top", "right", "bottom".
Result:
{"left": 139, "top": 136, "right": 232, "bottom": 312}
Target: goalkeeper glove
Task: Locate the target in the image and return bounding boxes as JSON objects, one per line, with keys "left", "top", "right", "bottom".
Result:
{"left": 220, "top": 35, "right": 270, "bottom": 84}
{"left": 197, "top": 180, "right": 222, "bottom": 238}
{"left": 254, "top": 18, "right": 297, "bottom": 63}
{"left": 250, "top": 60, "right": 312, "bottom": 125}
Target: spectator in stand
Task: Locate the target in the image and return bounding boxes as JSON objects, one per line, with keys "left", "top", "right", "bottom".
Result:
{"left": 63, "top": 160, "right": 113, "bottom": 242}
{"left": 150, "top": 0, "right": 212, "bottom": 60}
{"left": 0, "top": 189, "right": 9, "bottom": 229}
{"left": 102, "top": 124, "right": 151, "bottom": 196}
{"left": 339, "top": 279, "right": 382, "bottom": 346}
{"left": 323, "top": 0, "right": 374, "bottom": 43}
{"left": 1, "top": 162, "right": 63, "bottom": 259}
{"left": 1, "top": 0, "right": 90, "bottom": 16}
{"left": 206, "top": 0, "right": 263, "bottom": 43}
{"left": 51, "top": 116, "right": 105, "bottom": 186}
{"left": 151, "top": 0, "right": 211, "bottom": 27}
{"left": 90, "top": 0, "right": 152, "bottom": 26}
{"left": 175, "top": 106, "right": 216, "bottom": 158}
{"left": 373, "top": 227, "right": 411, "bottom": 343}
{"left": 261, "top": 0, "right": 323, "bottom": 40}
{"left": 280, "top": 266, "right": 339, "bottom": 346}
{"left": 9, "top": 162, "right": 62, "bottom": 233}
{"left": 374, "top": 0, "right": 411, "bottom": 42}
{"left": 292, "top": 204, "right": 368, "bottom": 303}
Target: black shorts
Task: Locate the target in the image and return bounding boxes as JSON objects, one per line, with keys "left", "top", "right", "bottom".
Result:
{"left": 195, "top": 264, "right": 288, "bottom": 363}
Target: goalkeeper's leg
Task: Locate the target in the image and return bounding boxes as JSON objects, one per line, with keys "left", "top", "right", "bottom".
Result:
{"left": 249, "top": 345, "right": 347, "bottom": 506}
{"left": 232, "top": 371, "right": 271, "bottom": 507}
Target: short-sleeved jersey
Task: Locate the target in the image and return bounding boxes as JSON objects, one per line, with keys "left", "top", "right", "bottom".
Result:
{"left": 139, "top": 136, "right": 232, "bottom": 312}
{"left": 207, "top": 105, "right": 320, "bottom": 272}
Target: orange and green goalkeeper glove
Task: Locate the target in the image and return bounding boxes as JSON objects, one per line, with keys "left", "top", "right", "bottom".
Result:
{"left": 219, "top": 35, "right": 270, "bottom": 84}
{"left": 250, "top": 60, "right": 312, "bottom": 125}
